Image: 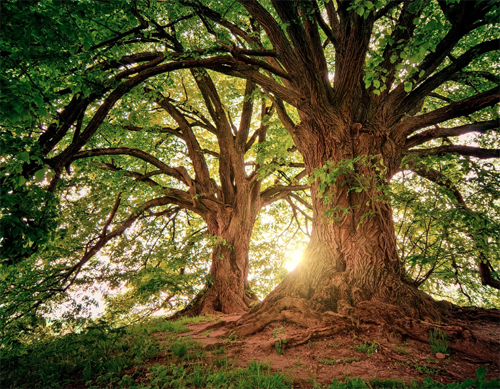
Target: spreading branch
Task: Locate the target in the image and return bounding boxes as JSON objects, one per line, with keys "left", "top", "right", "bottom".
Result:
{"left": 406, "top": 120, "right": 499, "bottom": 148}
{"left": 408, "top": 145, "right": 500, "bottom": 160}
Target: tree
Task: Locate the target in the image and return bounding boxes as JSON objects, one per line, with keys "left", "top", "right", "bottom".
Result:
{"left": 1, "top": 0, "right": 312, "bottom": 319}
{"left": 66, "top": 70, "right": 308, "bottom": 315}
{"left": 108, "top": 0, "right": 498, "bottom": 338}
{"left": 1, "top": 0, "right": 499, "bottom": 351}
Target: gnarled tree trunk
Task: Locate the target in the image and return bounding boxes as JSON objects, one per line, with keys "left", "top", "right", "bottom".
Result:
{"left": 233, "top": 116, "right": 444, "bottom": 335}
{"left": 179, "top": 185, "right": 261, "bottom": 315}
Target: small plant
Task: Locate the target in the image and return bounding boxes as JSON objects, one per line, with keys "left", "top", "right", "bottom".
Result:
{"left": 342, "top": 357, "right": 360, "bottom": 364}
{"left": 319, "top": 358, "right": 338, "bottom": 365}
{"left": 329, "top": 377, "right": 368, "bottom": 388}
{"left": 351, "top": 340, "right": 378, "bottom": 356}
{"left": 213, "top": 355, "right": 229, "bottom": 368}
{"left": 328, "top": 342, "right": 342, "bottom": 348}
{"left": 171, "top": 340, "right": 188, "bottom": 358}
{"left": 212, "top": 345, "right": 225, "bottom": 354}
{"left": 406, "top": 361, "right": 439, "bottom": 375}
{"left": 429, "top": 328, "right": 449, "bottom": 355}
{"left": 225, "top": 332, "right": 242, "bottom": 343}
{"left": 273, "top": 327, "right": 287, "bottom": 355}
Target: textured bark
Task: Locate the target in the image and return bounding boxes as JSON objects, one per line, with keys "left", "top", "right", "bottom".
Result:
{"left": 179, "top": 182, "right": 261, "bottom": 315}
{"left": 233, "top": 116, "right": 444, "bottom": 336}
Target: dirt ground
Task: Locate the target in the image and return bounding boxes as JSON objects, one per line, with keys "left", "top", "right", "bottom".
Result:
{"left": 153, "top": 313, "right": 500, "bottom": 387}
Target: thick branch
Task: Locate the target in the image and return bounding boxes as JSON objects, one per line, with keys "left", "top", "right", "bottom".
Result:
{"left": 69, "top": 147, "right": 192, "bottom": 185}
{"left": 399, "top": 87, "right": 499, "bottom": 135}
{"left": 408, "top": 145, "right": 500, "bottom": 160}
{"left": 406, "top": 120, "right": 499, "bottom": 148}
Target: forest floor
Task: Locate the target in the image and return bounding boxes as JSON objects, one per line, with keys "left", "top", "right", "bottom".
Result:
{"left": 6, "top": 311, "right": 499, "bottom": 388}
{"left": 134, "top": 313, "right": 499, "bottom": 388}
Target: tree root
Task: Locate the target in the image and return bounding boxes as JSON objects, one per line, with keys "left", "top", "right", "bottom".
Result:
{"left": 229, "top": 297, "right": 327, "bottom": 337}
{"left": 227, "top": 294, "right": 499, "bottom": 365}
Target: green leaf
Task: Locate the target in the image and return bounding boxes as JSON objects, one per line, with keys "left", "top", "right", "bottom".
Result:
{"left": 34, "top": 169, "right": 45, "bottom": 182}
{"left": 356, "top": 6, "right": 364, "bottom": 16}
{"left": 404, "top": 82, "right": 413, "bottom": 93}
{"left": 476, "top": 366, "right": 486, "bottom": 381}
{"left": 18, "top": 151, "right": 30, "bottom": 162}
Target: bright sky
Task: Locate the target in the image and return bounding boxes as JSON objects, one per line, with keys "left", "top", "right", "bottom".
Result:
{"left": 285, "top": 249, "right": 304, "bottom": 272}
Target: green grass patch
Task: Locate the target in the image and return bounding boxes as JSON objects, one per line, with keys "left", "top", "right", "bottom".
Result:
{"left": 351, "top": 340, "right": 378, "bottom": 356}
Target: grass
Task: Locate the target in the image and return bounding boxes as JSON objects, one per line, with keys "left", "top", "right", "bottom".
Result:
{"left": 328, "top": 368, "right": 499, "bottom": 388}
{"left": 429, "top": 328, "right": 450, "bottom": 355}
{"left": 350, "top": 340, "right": 378, "bottom": 356}
{"left": 1, "top": 314, "right": 499, "bottom": 389}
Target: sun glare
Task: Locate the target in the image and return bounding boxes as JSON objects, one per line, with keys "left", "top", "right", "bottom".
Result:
{"left": 285, "top": 250, "right": 304, "bottom": 272}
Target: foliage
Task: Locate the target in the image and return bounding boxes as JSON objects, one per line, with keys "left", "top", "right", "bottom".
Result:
{"left": 391, "top": 156, "right": 500, "bottom": 307}
{"left": 429, "top": 328, "right": 450, "bottom": 355}
{"left": 0, "top": 315, "right": 213, "bottom": 389}
{"left": 351, "top": 341, "right": 379, "bottom": 356}
{"left": 273, "top": 326, "right": 288, "bottom": 355}
{"left": 1, "top": 313, "right": 291, "bottom": 389}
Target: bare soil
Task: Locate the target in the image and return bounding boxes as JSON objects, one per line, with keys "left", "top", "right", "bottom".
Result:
{"left": 152, "top": 312, "right": 500, "bottom": 387}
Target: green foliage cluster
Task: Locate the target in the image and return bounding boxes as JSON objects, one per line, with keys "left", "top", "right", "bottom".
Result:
{"left": 391, "top": 155, "right": 500, "bottom": 307}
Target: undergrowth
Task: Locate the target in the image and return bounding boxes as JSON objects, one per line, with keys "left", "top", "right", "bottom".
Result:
{"left": 1, "top": 314, "right": 498, "bottom": 389}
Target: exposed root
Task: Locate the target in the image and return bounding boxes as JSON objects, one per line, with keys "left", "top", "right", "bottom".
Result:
{"left": 284, "top": 323, "right": 353, "bottom": 348}
{"left": 230, "top": 297, "right": 327, "bottom": 337}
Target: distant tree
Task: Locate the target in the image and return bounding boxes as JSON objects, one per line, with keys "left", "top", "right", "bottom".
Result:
{"left": 66, "top": 70, "right": 308, "bottom": 315}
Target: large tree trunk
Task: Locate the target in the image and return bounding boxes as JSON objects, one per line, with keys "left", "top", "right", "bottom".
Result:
{"left": 233, "top": 116, "right": 445, "bottom": 335}
{"left": 179, "top": 186, "right": 261, "bottom": 315}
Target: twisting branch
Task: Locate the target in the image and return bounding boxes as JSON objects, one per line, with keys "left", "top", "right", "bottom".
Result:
{"left": 100, "top": 163, "right": 163, "bottom": 188}
{"left": 406, "top": 120, "right": 499, "bottom": 148}
{"left": 260, "top": 184, "right": 309, "bottom": 208}
{"left": 408, "top": 145, "right": 500, "bottom": 160}
{"left": 69, "top": 147, "right": 193, "bottom": 185}
{"left": 101, "top": 193, "right": 122, "bottom": 237}
{"left": 399, "top": 87, "right": 499, "bottom": 135}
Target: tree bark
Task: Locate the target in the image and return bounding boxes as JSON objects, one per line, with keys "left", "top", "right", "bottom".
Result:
{"left": 233, "top": 116, "right": 444, "bottom": 336}
{"left": 179, "top": 185, "right": 261, "bottom": 315}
